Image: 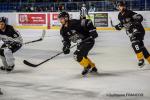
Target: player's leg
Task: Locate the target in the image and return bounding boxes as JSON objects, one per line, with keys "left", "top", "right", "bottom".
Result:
{"left": 86, "top": 57, "right": 97, "bottom": 72}
{"left": 131, "top": 40, "right": 145, "bottom": 67}
{"left": 0, "top": 47, "right": 15, "bottom": 72}
{"left": 73, "top": 41, "right": 97, "bottom": 75}
{"left": 140, "top": 41, "right": 150, "bottom": 64}
{"left": 7, "top": 43, "right": 22, "bottom": 71}
{"left": 0, "top": 44, "right": 8, "bottom": 71}
{"left": 0, "top": 49, "right": 8, "bottom": 71}
{"left": 0, "top": 43, "right": 22, "bottom": 72}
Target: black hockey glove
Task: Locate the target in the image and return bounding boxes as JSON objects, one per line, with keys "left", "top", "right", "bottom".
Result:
{"left": 115, "top": 25, "right": 121, "bottom": 30}
{"left": 63, "top": 45, "right": 70, "bottom": 54}
{"left": 5, "top": 41, "right": 21, "bottom": 49}
{"left": 115, "top": 24, "right": 123, "bottom": 30}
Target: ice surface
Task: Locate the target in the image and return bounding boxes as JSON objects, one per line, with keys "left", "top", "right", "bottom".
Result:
{"left": 0, "top": 29, "right": 150, "bottom": 100}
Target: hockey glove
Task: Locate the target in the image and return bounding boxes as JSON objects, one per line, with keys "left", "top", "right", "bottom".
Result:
{"left": 63, "top": 45, "right": 70, "bottom": 54}
{"left": 115, "top": 24, "right": 123, "bottom": 30}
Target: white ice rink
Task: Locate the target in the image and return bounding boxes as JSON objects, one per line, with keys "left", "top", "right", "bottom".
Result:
{"left": 0, "top": 29, "right": 150, "bottom": 100}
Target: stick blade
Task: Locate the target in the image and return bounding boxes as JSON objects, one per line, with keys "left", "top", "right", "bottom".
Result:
{"left": 23, "top": 60, "right": 38, "bottom": 67}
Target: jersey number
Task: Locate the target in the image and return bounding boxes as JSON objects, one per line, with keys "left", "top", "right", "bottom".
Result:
{"left": 135, "top": 45, "right": 140, "bottom": 50}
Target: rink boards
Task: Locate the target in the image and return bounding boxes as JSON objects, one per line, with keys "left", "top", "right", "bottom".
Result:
{"left": 0, "top": 11, "right": 150, "bottom": 31}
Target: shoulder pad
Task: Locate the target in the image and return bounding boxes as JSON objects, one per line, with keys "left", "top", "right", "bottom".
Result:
{"left": 132, "top": 14, "right": 143, "bottom": 22}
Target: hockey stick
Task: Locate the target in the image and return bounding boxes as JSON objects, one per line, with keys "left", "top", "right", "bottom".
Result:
{"left": 23, "top": 44, "right": 77, "bottom": 67}
{"left": 23, "top": 37, "right": 92, "bottom": 67}
{"left": 24, "top": 30, "right": 46, "bottom": 45}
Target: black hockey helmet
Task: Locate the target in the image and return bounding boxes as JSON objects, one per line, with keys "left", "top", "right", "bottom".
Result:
{"left": 58, "top": 11, "right": 69, "bottom": 19}
{"left": 117, "top": 1, "right": 126, "bottom": 7}
{"left": 0, "top": 17, "right": 7, "bottom": 24}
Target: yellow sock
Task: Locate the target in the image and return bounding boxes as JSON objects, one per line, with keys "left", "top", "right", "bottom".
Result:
{"left": 79, "top": 57, "right": 90, "bottom": 68}
{"left": 136, "top": 52, "right": 144, "bottom": 60}
{"left": 146, "top": 56, "right": 150, "bottom": 64}
{"left": 87, "top": 57, "right": 95, "bottom": 68}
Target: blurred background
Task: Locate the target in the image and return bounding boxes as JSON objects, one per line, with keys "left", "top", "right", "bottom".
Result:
{"left": 0, "top": 0, "right": 150, "bottom": 12}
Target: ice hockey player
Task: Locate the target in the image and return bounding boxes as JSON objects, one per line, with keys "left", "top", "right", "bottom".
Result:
{"left": 114, "top": 1, "right": 150, "bottom": 67}
{"left": 0, "top": 17, "right": 23, "bottom": 72}
{"left": 58, "top": 11, "right": 98, "bottom": 75}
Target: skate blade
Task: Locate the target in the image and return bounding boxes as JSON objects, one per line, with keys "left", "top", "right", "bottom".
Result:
{"left": 90, "top": 71, "right": 99, "bottom": 75}
{"left": 82, "top": 71, "right": 100, "bottom": 77}
{"left": 0, "top": 70, "right": 13, "bottom": 74}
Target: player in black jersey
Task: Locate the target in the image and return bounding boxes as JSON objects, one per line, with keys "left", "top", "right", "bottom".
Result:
{"left": 58, "top": 12, "right": 98, "bottom": 75}
{"left": 0, "top": 17, "right": 23, "bottom": 72}
{"left": 114, "top": 1, "right": 150, "bottom": 67}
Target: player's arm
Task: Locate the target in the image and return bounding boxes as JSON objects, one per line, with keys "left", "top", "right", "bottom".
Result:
{"left": 10, "top": 26, "right": 23, "bottom": 44}
{"left": 125, "top": 10, "right": 143, "bottom": 26}
{"left": 132, "top": 12, "right": 143, "bottom": 23}
{"left": 86, "top": 19, "right": 98, "bottom": 39}
{"left": 60, "top": 29, "right": 71, "bottom": 54}
{"left": 115, "top": 14, "right": 124, "bottom": 30}
{"left": 129, "top": 11, "right": 144, "bottom": 36}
